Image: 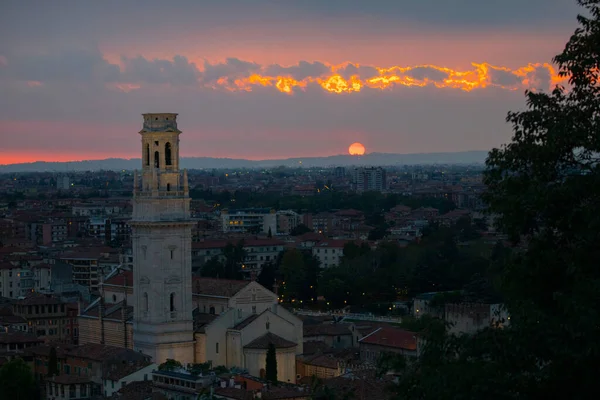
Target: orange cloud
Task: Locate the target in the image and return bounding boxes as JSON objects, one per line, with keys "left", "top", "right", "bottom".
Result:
{"left": 198, "top": 60, "right": 567, "bottom": 94}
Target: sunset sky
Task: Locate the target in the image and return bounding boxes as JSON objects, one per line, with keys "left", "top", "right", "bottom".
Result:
{"left": 0, "top": 0, "right": 582, "bottom": 165}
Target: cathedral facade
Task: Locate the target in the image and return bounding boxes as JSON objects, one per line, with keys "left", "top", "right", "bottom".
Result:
{"left": 79, "top": 114, "right": 302, "bottom": 381}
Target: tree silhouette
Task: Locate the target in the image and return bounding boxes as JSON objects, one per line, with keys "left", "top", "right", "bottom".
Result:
{"left": 48, "top": 347, "right": 59, "bottom": 377}
{"left": 265, "top": 343, "right": 278, "bottom": 384}
{"left": 0, "top": 358, "right": 36, "bottom": 400}
{"left": 388, "top": 1, "right": 600, "bottom": 398}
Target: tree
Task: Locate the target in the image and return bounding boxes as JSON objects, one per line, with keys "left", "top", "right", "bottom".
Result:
{"left": 0, "top": 358, "right": 36, "bottom": 400}
{"left": 265, "top": 343, "right": 278, "bottom": 383}
{"left": 201, "top": 256, "right": 225, "bottom": 278}
{"left": 290, "top": 224, "right": 312, "bottom": 236}
{"left": 48, "top": 347, "right": 59, "bottom": 377}
{"left": 280, "top": 249, "right": 307, "bottom": 301}
{"left": 158, "top": 359, "right": 183, "bottom": 371}
{"left": 257, "top": 261, "right": 277, "bottom": 291}
{"left": 388, "top": 2, "right": 600, "bottom": 398}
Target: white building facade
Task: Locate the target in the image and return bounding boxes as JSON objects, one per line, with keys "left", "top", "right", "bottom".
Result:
{"left": 130, "top": 113, "right": 196, "bottom": 365}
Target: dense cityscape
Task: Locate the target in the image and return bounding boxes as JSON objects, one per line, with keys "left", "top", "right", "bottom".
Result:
{"left": 0, "top": 145, "right": 500, "bottom": 399}
{"left": 2, "top": 1, "right": 600, "bottom": 399}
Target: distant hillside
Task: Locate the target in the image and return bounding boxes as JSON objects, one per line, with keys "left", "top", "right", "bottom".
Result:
{"left": 0, "top": 151, "right": 489, "bottom": 173}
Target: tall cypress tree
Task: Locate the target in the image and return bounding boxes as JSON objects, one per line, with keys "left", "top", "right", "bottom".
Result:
{"left": 265, "top": 343, "right": 277, "bottom": 384}
{"left": 48, "top": 347, "right": 59, "bottom": 377}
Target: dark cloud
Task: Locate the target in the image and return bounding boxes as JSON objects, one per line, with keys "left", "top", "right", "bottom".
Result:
{"left": 335, "top": 64, "right": 380, "bottom": 80}
{"left": 263, "top": 61, "right": 330, "bottom": 80}
{"left": 488, "top": 68, "right": 521, "bottom": 88}
{"left": 121, "top": 55, "right": 200, "bottom": 86}
{"left": 404, "top": 67, "right": 450, "bottom": 82}
{"left": 201, "top": 58, "right": 261, "bottom": 83}
{"left": 0, "top": 49, "right": 120, "bottom": 83}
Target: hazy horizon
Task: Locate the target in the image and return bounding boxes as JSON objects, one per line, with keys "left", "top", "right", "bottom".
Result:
{"left": 0, "top": 1, "right": 579, "bottom": 164}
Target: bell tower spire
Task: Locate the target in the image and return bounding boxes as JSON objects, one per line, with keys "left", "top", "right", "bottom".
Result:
{"left": 130, "top": 113, "right": 195, "bottom": 365}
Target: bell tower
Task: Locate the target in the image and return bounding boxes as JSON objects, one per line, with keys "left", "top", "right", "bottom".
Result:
{"left": 130, "top": 113, "right": 195, "bottom": 364}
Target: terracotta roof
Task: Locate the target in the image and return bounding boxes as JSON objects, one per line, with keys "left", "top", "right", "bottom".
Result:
{"left": 302, "top": 353, "right": 340, "bottom": 369}
{"left": 113, "top": 380, "right": 168, "bottom": 400}
{"left": 244, "top": 332, "right": 296, "bottom": 350}
{"left": 66, "top": 343, "right": 150, "bottom": 363}
{"left": 334, "top": 209, "right": 364, "bottom": 217}
{"left": 193, "top": 311, "right": 218, "bottom": 332}
{"left": 13, "top": 293, "right": 65, "bottom": 306}
{"left": 103, "top": 359, "right": 153, "bottom": 381}
{"left": 51, "top": 375, "right": 93, "bottom": 385}
{"left": 105, "top": 270, "right": 133, "bottom": 287}
{"left": 81, "top": 301, "right": 133, "bottom": 321}
{"left": 214, "top": 387, "right": 254, "bottom": 400}
{"left": 0, "top": 262, "right": 15, "bottom": 270}
{"left": 319, "top": 372, "right": 392, "bottom": 400}
{"left": 192, "top": 277, "right": 249, "bottom": 298}
{"left": 233, "top": 314, "right": 260, "bottom": 330}
{"left": 304, "top": 323, "right": 353, "bottom": 337}
{"left": 0, "top": 328, "right": 44, "bottom": 345}
{"left": 359, "top": 326, "right": 417, "bottom": 351}
{"left": 301, "top": 341, "right": 330, "bottom": 356}
{"left": 0, "top": 314, "right": 27, "bottom": 324}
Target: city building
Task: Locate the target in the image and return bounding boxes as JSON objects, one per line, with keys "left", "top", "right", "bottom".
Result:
{"left": 130, "top": 112, "right": 196, "bottom": 365}
{"left": 352, "top": 167, "right": 387, "bottom": 193}
{"left": 221, "top": 208, "right": 277, "bottom": 235}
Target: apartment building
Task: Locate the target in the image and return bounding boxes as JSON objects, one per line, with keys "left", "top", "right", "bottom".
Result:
{"left": 221, "top": 208, "right": 277, "bottom": 235}
{"left": 352, "top": 167, "right": 387, "bottom": 193}
{"left": 11, "top": 293, "right": 78, "bottom": 343}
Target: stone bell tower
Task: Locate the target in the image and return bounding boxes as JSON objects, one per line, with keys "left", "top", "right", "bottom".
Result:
{"left": 130, "top": 113, "right": 195, "bottom": 364}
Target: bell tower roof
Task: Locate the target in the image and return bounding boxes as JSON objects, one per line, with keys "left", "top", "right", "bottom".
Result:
{"left": 139, "top": 113, "right": 181, "bottom": 134}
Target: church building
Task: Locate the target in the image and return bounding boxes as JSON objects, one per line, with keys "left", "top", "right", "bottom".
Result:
{"left": 78, "top": 114, "right": 302, "bottom": 383}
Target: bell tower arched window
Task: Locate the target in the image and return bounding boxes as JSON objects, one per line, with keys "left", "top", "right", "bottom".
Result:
{"left": 169, "top": 293, "right": 176, "bottom": 312}
{"left": 165, "top": 142, "right": 172, "bottom": 166}
{"left": 146, "top": 144, "right": 150, "bottom": 166}
{"left": 154, "top": 151, "right": 160, "bottom": 168}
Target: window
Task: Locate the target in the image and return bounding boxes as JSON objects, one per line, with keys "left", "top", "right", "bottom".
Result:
{"left": 169, "top": 293, "right": 176, "bottom": 312}
{"left": 165, "top": 142, "right": 172, "bottom": 165}
{"left": 170, "top": 249, "right": 174, "bottom": 259}
{"left": 112, "top": 294, "right": 116, "bottom": 303}
{"left": 145, "top": 144, "right": 150, "bottom": 166}
{"left": 80, "top": 384, "right": 87, "bottom": 397}
{"left": 252, "top": 306, "right": 256, "bottom": 314}
{"left": 166, "top": 183, "right": 171, "bottom": 192}
{"left": 70, "top": 385, "right": 76, "bottom": 398}
{"left": 154, "top": 151, "right": 160, "bottom": 168}
{"left": 143, "top": 293, "right": 148, "bottom": 312}
{"left": 216, "top": 342, "right": 219, "bottom": 354}
{"left": 209, "top": 306, "right": 215, "bottom": 315}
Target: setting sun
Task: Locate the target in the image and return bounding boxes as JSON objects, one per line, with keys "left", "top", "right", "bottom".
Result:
{"left": 348, "top": 142, "right": 366, "bottom": 156}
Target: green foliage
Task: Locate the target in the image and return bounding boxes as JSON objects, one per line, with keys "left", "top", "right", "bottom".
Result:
{"left": 189, "top": 188, "right": 455, "bottom": 215}
{"left": 48, "top": 347, "right": 59, "bottom": 377}
{"left": 257, "top": 261, "right": 277, "bottom": 291}
{"left": 317, "top": 223, "right": 498, "bottom": 310}
{"left": 290, "top": 223, "right": 312, "bottom": 236}
{"left": 200, "top": 241, "right": 246, "bottom": 280}
{"left": 158, "top": 359, "right": 183, "bottom": 371}
{"left": 386, "top": 2, "right": 600, "bottom": 398}
{"left": 0, "top": 358, "right": 36, "bottom": 400}
{"left": 187, "top": 362, "right": 212, "bottom": 376}
{"left": 265, "top": 343, "right": 278, "bottom": 383}
{"left": 427, "top": 290, "right": 464, "bottom": 310}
